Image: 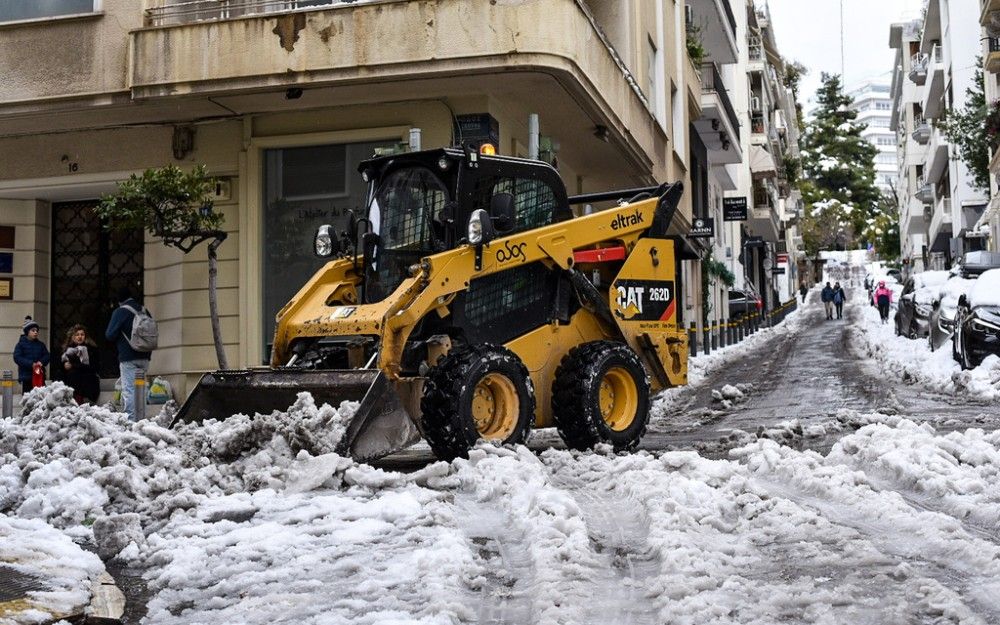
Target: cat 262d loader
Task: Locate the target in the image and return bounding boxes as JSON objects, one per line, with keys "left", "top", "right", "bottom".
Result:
{"left": 174, "top": 147, "right": 690, "bottom": 462}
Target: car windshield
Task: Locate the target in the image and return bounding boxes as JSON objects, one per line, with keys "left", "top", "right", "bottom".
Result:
{"left": 365, "top": 166, "right": 449, "bottom": 302}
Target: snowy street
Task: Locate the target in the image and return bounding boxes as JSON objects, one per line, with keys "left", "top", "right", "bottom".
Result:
{"left": 3, "top": 281, "right": 1000, "bottom": 624}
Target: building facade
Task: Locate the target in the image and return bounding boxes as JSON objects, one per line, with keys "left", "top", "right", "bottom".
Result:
{"left": 3, "top": 0, "right": 769, "bottom": 399}
{"left": 980, "top": 0, "right": 1000, "bottom": 248}
{"left": 890, "top": 0, "right": 988, "bottom": 274}
{"left": 847, "top": 80, "right": 898, "bottom": 194}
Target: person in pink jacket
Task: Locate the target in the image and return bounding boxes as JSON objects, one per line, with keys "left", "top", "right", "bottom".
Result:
{"left": 873, "top": 281, "right": 893, "bottom": 323}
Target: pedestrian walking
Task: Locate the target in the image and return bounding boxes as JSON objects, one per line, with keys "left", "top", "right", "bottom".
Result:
{"left": 873, "top": 280, "right": 893, "bottom": 323}
{"left": 13, "top": 316, "right": 50, "bottom": 394}
{"left": 821, "top": 282, "right": 835, "bottom": 320}
{"left": 799, "top": 283, "right": 808, "bottom": 303}
{"left": 832, "top": 282, "right": 846, "bottom": 320}
{"left": 106, "top": 287, "right": 154, "bottom": 421}
{"left": 61, "top": 324, "right": 101, "bottom": 405}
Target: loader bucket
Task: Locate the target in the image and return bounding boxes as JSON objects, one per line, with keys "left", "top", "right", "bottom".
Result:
{"left": 171, "top": 369, "right": 422, "bottom": 463}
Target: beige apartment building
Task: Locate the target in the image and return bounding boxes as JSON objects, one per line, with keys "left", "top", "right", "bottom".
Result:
{"left": 1, "top": 0, "right": 738, "bottom": 399}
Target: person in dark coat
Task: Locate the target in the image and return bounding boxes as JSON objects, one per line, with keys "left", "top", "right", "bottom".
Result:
{"left": 832, "top": 282, "right": 847, "bottom": 319}
{"left": 821, "top": 282, "right": 835, "bottom": 320}
{"left": 799, "top": 283, "right": 808, "bottom": 303}
{"left": 105, "top": 287, "right": 152, "bottom": 421}
{"left": 13, "top": 316, "right": 50, "bottom": 393}
{"left": 61, "top": 324, "right": 101, "bottom": 405}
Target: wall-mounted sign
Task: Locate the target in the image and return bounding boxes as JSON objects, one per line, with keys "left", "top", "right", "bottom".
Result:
{"left": 723, "top": 197, "right": 748, "bottom": 221}
{"left": 690, "top": 217, "right": 715, "bottom": 238}
{"left": 0, "top": 277, "right": 11, "bottom": 300}
{"left": 0, "top": 252, "right": 11, "bottom": 274}
{"left": 772, "top": 267, "right": 786, "bottom": 275}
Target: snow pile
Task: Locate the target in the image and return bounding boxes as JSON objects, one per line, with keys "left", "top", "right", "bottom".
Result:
{"left": 0, "top": 515, "right": 105, "bottom": 623}
{"left": 849, "top": 292, "right": 1000, "bottom": 400}
{"left": 0, "top": 383, "right": 359, "bottom": 541}
{"left": 970, "top": 268, "right": 1000, "bottom": 306}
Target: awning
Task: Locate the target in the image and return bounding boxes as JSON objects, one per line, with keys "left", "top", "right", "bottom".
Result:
{"left": 750, "top": 145, "right": 777, "bottom": 178}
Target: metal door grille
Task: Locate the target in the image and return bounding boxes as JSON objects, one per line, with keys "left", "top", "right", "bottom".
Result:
{"left": 50, "top": 201, "right": 144, "bottom": 379}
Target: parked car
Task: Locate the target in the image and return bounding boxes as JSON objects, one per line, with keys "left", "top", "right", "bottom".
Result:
{"left": 958, "top": 251, "right": 1000, "bottom": 278}
{"left": 729, "top": 288, "right": 763, "bottom": 321}
{"left": 927, "top": 276, "right": 976, "bottom": 352}
{"left": 952, "top": 268, "right": 1000, "bottom": 369}
{"left": 893, "top": 271, "right": 949, "bottom": 338}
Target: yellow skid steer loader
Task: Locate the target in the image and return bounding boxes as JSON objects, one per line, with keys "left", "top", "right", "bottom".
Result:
{"left": 174, "top": 148, "right": 690, "bottom": 461}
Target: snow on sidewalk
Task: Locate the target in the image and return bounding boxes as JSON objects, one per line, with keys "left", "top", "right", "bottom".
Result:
{"left": 848, "top": 290, "right": 1000, "bottom": 400}
{"left": 4, "top": 385, "right": 1000, "bottom": 624}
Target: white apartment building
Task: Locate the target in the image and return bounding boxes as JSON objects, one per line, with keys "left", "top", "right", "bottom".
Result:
{"left": 980, "top": 0, "right": 1000, "bottom": 249}
{"left": 847, "top": 81, "right": 898, "bottom": 193}
{"left": 891, "top": 0, "right": 988, "bottom": 273}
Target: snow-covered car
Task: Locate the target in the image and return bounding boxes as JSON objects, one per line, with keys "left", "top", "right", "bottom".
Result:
{"left": 928, "top": 276, "right": 976, "bottom": 352}
{"left": 952, "top": 268, "right": 1000, "bottom": 369}
{"left": 893, "top": 271, "right": 949, "bottom": 339}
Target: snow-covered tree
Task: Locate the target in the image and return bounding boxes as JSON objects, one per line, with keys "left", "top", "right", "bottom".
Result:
{"left": 799, "top": 74, "right": 882, "bottom": 253}
{"left": 940, "top": 63, "right": 989, "bottom": 192}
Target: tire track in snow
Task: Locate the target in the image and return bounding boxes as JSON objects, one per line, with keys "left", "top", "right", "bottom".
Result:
{"left": 546, "top": 471, "right": 661, "bottom": 625}
{"left": 455, "top": 496, "right": 537, "bottom": 625}
{"left": 753, "top": 476, "right": 1000, "bottom": 624}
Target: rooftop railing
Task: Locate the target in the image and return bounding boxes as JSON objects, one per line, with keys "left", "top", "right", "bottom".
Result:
{"left": 147, "top": 0, "right": 378, "bottom": 27}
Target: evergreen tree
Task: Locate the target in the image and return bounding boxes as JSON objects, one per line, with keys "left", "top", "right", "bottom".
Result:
{"left": 798, "top": 74, "right": 882, "bottom": 253}
{"left": 940, "top": 63, "right": 989, "bottom": 191}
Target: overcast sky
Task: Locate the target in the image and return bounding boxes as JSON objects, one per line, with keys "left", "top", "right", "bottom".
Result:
{"left": 766, "top": 0, "right": 925, "bottom": 104}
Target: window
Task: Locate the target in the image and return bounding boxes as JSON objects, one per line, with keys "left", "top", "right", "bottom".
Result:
{"left": 261, "top": 139, "right": 396, "bottom": 360}
{"left": 877, "top": 137, "right": 895, "bottom": 146}
{"left": 0, "top": 0, "right": 97, "bottom": 22}
{"left": 876, "top": 101, "right": 892, "bottom": 111}
{"left": 646, "top": 37, "right": 658, "bottom": 105}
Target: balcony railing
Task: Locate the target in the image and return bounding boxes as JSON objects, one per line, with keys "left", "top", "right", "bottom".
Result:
{"left": 912, "top": 115, "right": 930, "bottom": 144}
{"left": 991, "top": 37, "right": 1000, "bottom": 52}
{"left": 909, "top": 53, "right": 928, "bottom": 84}
{"left": 145, "top": 0, "right": 368, "bottom": 27}
{"left": 701, "top": 63, "right": 740, "bottom": 142}
{"left": 748, "top": 36, "right": 763, "bottom": 61}
{"left": 751, "top": 112, "right": 766, "bottom": 134}
{"left": 915, "top": 180, "right": 934, "bottom": 203}
{"left": 931, "top": 43, "right": 943, "bottom": 64}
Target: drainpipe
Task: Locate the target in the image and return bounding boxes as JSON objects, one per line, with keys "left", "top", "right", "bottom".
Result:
{"left": 528, "top": 114, "right": 540, "bottom": 160}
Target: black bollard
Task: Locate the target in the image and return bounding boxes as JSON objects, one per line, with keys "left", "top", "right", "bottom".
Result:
{"left": 688, "top": 322, "right": 698, "bottom": 357}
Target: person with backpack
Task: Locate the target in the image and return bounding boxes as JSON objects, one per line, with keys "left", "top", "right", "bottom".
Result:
{"left": 13, "top": 316, "right": 50, "bottom": 394}
{"left": 821, "top": 282, "right": 835, "bottom": 320}
{"left": 832, "top": 282, "right": 847, "bottom": 320}
{"left": 106, "top": 287, "right": 157, "bottom": 421}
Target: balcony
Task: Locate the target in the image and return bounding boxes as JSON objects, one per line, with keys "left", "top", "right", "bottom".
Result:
{"left": 980, "top": 0, "right": 1000, "bottom": 27}
{"left": 695, "top": 63, "right": 742, "bottom": 164}
{"left": 911, "top": 115, "right": 930, "bottom": 144}
{"left": 749, "top": 183, "right": 780, "bottom": 242}
{"left": 922, "top": 45, "right": 945, "bottom": 119}
{"left": 924, "top": 125, "right": 949, "bottom": 182}
{"left": 750, "top": 112, "right": 767, "bottom": 144}
{"left": 908, "top": 53, "right": 928, "bottom": 85}
{"left": 915, "top": 179, "right": 934, "bottom": 203}
{"left": 748, "top": 35, "right": 764, "bottom": 70}
{"left": 687, "top": 0, "right": 737, "bottom": 64}
{"left": 929, "top": 196, "right": 953, "bottom": 249}
{"left": 130, "top": 0, "right": 664, "bottom": 171}
{"left": 986, "top": 37, "right": 1000, "bottom": 74}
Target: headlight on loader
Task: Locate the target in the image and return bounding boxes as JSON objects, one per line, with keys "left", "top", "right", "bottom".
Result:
{"left": 314, "top": 225, "right": 334, "bottom": 257}
{"left": 468, "top": 210, "right": 486, "bottom": 245}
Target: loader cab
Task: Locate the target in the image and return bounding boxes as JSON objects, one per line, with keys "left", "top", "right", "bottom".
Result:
{"left": 358, "top": 148, "right": 571, "bottom": 304}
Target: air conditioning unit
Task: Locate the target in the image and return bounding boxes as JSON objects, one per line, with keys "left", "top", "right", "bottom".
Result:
{"left": 751, "top": 96, "right": 762, "bottom": 112}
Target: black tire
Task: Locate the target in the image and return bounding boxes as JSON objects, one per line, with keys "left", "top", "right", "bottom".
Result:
{"left": 420, "top": 344, "right": 535, "bottom": 461}
{"left": 551, "top": 341, "right": 651, "bottom": 452}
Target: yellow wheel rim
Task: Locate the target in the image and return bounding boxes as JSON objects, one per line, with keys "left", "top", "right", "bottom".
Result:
{"left": 471, "top": 373, "right": 519, "bottom": 440}
{"left": 599, "top": 367, "right": 638, "bottom": 432}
